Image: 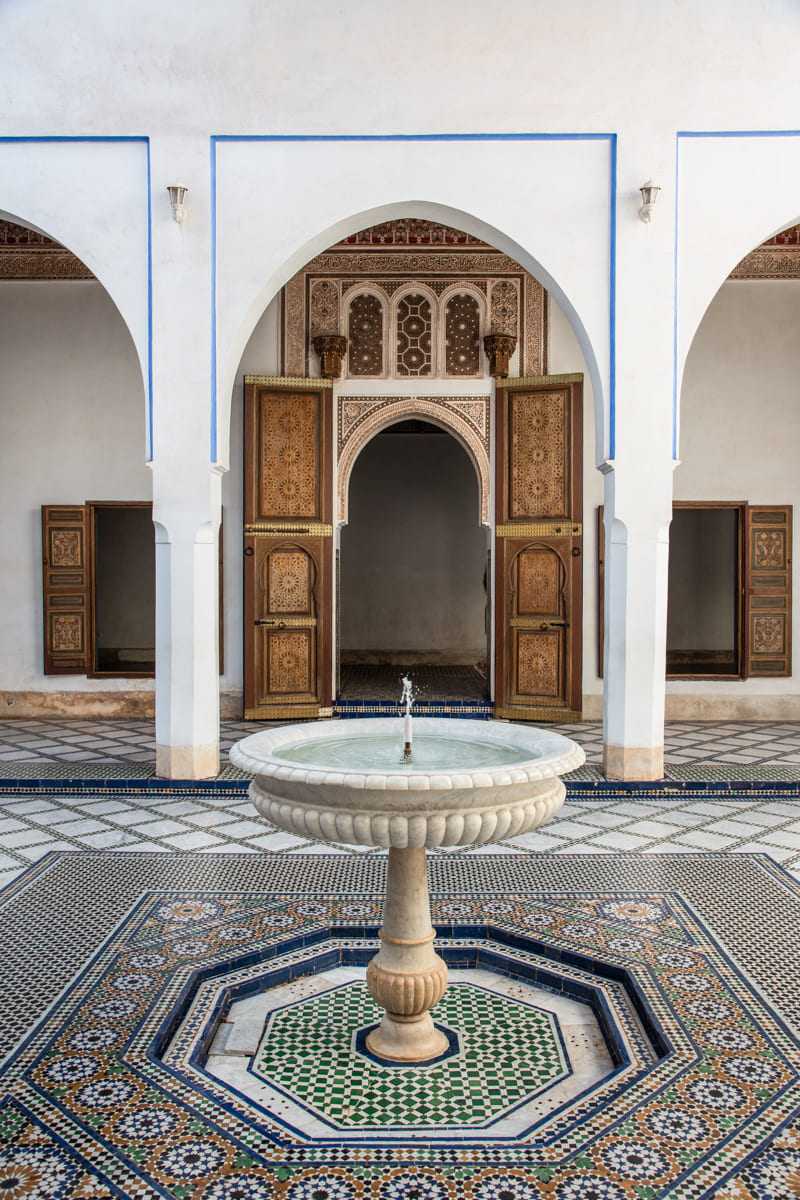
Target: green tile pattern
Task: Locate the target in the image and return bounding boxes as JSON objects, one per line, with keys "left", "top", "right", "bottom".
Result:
{"left": 252, "top": 980, "right": 568, "bottom": 1128}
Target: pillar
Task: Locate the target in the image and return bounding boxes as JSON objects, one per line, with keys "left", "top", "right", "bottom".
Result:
{"left": 602, "top": 134, "right": 676, "bottom": 781}
{"left": 149, "top": 136, "right": 222, "bottom": 779}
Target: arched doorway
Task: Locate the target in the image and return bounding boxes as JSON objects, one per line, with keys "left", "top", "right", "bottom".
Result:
{"left": 338, "top": 418, "right": 489, "bottom": 704}
{"left": 239, "top": 217, "right": 585, "bottom": 721}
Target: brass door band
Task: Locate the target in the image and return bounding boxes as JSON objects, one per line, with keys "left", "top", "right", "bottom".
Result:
{"left": 496, "top": 522, "right": 582, "bottom": 537}
{"left": 244, "top": 375, "right": 332, "bottom": 389}
{"left": 245, "top": 523, "right": 333, "bottom": 536}
{"left": 511, "top": 618, "right": 567, "bottom": 629}
{"left": 254, "top": 617, "right": 317, "bottom": 627}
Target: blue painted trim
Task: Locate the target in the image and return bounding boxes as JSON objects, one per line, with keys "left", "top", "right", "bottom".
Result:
{"left": 208, "top": 132, "right": 616, "bottom": 464}
{"left": 677, "top": 129, "right": 800, "bottom": 139}
{"left": 212, "top": 132, "right": 615, "bottom": 144}
{"left": 145, "top": 140, "right": 154, "bottom": 460}
{"left": 608, "top": 135, "right": 617, "bottom": 459}
{"left": 210, "top": 138, "right": 218, "bottom": 462}
{"left": 0, "top": 135, "right": 154, "bottom": 457}
{"left": 673, "top": 133, "right": 681, "bottom": 460}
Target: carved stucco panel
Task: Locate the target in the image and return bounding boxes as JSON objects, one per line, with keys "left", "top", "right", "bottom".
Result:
{"left": 337, "top": 395, "right": 491, "bottom": 525}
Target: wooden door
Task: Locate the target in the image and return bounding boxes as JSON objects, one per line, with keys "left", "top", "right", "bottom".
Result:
{"left": 243, "top": 377, "right": 334, "bottom": 719}
{"left": 494, "top": 375, "right": 583, "bottom": 720}
{"left": 41, "top": 505, "right": 92, "bottom": 675}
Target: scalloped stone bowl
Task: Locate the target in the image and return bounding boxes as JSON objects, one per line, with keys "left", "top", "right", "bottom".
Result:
{"left": 230, "top": 716, "right": 584, "bottom": 1063}
{"left": 229, "top": 716, "right": 585, "bottom": 850}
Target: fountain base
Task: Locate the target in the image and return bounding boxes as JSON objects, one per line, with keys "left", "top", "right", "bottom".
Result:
{"left": 364, "top": 845, "right": 449, "bottom": 1062}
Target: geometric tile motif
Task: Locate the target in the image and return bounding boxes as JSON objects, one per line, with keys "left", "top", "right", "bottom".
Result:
{"left": 252, "top": 981, "right": 569, "bottom": 1127}
{"left": 3, "top": 883, "right": 800, "bottom": 1197}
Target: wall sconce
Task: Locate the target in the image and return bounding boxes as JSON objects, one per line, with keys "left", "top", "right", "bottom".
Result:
{"left": 638, "top": 180, "right": 661, "bottom": 224}
{"left": 166, "top": 185, "right": 188, "bottom": 224}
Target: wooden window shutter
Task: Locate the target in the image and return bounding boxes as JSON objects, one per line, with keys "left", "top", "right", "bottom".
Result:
{"left": 42, "top": 505, "right": 92, "bottom": 674}
{"left": 743, "top": 505, "right": 792, "bottom": 678}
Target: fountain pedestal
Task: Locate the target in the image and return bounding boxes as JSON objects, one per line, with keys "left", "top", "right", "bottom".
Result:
{"left": 365, "top": 846, "right": 448, "bottom": 1061}
{"left": 230, "top": 717, "right": 584, "bottom": 1064}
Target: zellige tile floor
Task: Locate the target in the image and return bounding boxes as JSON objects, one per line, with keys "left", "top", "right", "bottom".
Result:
{"left": 0, "top": 720, "right": 799, "bottom": 890}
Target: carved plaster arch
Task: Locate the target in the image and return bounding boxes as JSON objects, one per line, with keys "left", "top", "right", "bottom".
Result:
{"left": 337, "top": 395, "right": 491, "bottom": 526}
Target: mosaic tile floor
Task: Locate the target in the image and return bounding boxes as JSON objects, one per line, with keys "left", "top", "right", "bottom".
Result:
{"left": 1, "top": 782, "right": 800, "bottom": 893}
{"left": 3, "top": 720, "right": 800, "bottom": 1196}
{"left": 2, "top": 852, "right": 800, "bottom": 1198}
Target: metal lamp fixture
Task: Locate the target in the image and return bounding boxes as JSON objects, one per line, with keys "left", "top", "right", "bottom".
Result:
{"left": 638, "top": 180, "right": 661, "bottom": 224}
{"left": 167, "top": 185, "right": 188, "bottom": 224}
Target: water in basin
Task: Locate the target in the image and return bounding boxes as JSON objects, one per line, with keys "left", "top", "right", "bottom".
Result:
{"left": 276, "top": 734, "right": 536, "bottom": 771}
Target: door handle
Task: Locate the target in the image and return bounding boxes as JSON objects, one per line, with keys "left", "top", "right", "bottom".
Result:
{"left": 538, "top": 620, "right": 568, "bottom": 629}
{"left": 255, "top": 619, "right": 286, "bottom": 628}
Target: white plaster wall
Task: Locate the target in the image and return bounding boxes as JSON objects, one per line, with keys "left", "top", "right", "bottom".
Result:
{"left": 672, "top": 279, "right": 800, "bottom": 708}
{"left": 0, "top": 281, "right": 151, "bottom": 698}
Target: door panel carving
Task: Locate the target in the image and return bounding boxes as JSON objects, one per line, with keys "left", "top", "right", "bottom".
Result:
{"left": 516, "top": 546, "right": 562, "bottom": 615}
{"left": 266, "top": 549, "right": 312, "bottom": 613}
{"left": 244, "top": 380, "right": 333, "bottom": 719}
{"left": 494, "top": 377, "right": 582, "bottom": 720}
{"left": 515, "top": 630, "right": 562, "bottom": 700}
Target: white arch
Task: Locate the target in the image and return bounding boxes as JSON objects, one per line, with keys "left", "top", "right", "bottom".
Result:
{"left": 337, "top": 397, "right": 490, "bottom": 526}
{"left": 215, "top": 136, "right": 612, "bottom": 468}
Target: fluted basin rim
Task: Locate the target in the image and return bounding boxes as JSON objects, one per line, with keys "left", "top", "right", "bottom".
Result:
{"left": 229, "top": 717, "right": 585, "bottom": 791}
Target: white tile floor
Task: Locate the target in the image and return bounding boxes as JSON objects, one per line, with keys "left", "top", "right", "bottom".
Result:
{"left": 1, "top": 719, "right": 800, "bottom": 894}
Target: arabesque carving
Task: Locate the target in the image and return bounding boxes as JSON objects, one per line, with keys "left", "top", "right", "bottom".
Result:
{"left": 269, "top": 630, "right": 311, "bottom": 693}
{"left": 259, "top": 392, "right": 319, "bottom": 519}
{"left": 753, "top": 530, "right": 785, "bottom": 570}
{"left": 50, "top": 530, "right": 82, "bottom": 568}
{"left": 517, "top": 549, "right": 561, "bottom": 615}
{"left": 517, "top": 631, "right": 559, "bottom": 698}
{"left": 752, "top": 614, "right": 784, "bottom": 654}
{"left": 337, "top": 395, "right": 490, "bottom": 525}
{"left": 267, "top": 549, "right": 311, "bottom": 613}
{"left": 51, "top": 614, "right": 83, "bottom": 652}
{"left": 509, "top": 390, "right": 567, "bottom": 519}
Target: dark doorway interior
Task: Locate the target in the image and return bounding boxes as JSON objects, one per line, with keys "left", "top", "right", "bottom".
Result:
{"left": 339, "top": 420, "right": 488, "bottom": 700}
{"left": 92, "top": 504, "right": 155, "bottom": 675}
{"left": 666, "top": 505, "right": 741, "bottom": 677}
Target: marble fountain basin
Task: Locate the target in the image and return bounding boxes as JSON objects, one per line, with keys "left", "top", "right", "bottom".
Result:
{"left": 229, "top": 717, "right": 585, "bottom": 849}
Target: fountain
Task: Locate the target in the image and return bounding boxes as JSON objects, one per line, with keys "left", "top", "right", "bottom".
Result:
{"left": 230, "top": 685, "right": 584, "bottom": 1063}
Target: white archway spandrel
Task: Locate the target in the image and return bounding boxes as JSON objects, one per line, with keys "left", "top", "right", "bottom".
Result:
{"left": 337, "top": 396, "right": 490, "bottom": 526}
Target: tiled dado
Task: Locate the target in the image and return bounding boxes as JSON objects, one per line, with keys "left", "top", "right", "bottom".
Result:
{"left": 3, "top": 862, "right": 800, "bottom": 1198}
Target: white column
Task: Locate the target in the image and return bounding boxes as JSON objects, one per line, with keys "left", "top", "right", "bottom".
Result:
{"left": 602, "top": 134, "right": 675, "bottom": 781}
{"left": 149, "top": 136, "right": 222, "bottom": 779}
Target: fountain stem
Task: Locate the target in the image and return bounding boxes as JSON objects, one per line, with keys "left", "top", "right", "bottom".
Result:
{"left": 365, "top": 846, "right": 449, "bottom": 1062}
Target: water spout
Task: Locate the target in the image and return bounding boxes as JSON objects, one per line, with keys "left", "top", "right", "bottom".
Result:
{"left": 400, "top": 676, "right": 413, "bottom": 759}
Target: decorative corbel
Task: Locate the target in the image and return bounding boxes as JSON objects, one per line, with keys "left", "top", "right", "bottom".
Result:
{"left": 483, "top": 334, "right": 516, "bottom": 379}
{"left": 312, "top": 335, "right": 348, "bottom": 379}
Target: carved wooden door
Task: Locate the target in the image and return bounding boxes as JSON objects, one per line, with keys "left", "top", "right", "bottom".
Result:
{"left": 243, "top": 378, "right": 333, "bottom": 719}
{"left": 494, "top": 375, "right": 583, "bottom": 720}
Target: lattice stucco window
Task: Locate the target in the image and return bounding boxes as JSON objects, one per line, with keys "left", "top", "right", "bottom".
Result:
{"left": 347, "top": 293, "right": 384, "bottom": 376}
{"left": 396, "top": 292, "right": 433, "bottom": 376}
{"left": 445, "top": 292, "right": 481, "bottom": 375}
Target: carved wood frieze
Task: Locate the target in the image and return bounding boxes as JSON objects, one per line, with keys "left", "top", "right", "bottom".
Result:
{"left": 337, "top": 395, "right": 491, "bottom": 525}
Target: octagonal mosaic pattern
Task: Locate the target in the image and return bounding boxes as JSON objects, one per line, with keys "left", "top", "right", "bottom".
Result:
{"left": 2, "top": 854, "right": 800, "bottom": 1199}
